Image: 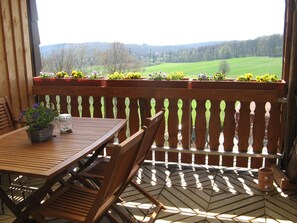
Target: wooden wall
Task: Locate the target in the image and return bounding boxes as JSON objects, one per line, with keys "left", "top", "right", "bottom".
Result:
{"left": 0, "top": 0, "right": 35, "bottom": 119}
{"left": 283, "top": 0, "right": 297, "bottom": 166}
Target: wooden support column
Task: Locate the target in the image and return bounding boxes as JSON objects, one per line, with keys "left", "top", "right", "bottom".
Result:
{"left": 283, "top": 0, "right": 297, "bottom": 169}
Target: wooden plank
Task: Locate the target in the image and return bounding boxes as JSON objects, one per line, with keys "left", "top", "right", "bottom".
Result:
{"left": 155, "top": 147, "right": 281, "bottom": 159}
{"left": 194, "top": 99, "right": 206, "bottom": 165}
{"left": 20, "top": 0, "right": 34, "bottom": 107}
{"left": 116, "top": 97, "right": 127, "bottom": 142}
{"left": 251, "top": 102, "right": 265, "bottom": 169}
{"left": 266, "top": 102, "right": 281, "bottom": 166}
{"left": 167, "top": 98, "right": 178, "bottom": 150}
{"left": 11, "top": 0, "right": 28, "bottom": 112}
{"left": 222, "top": 101, "right": 235, "bottom": 167}
{"left": 32, "top": 86, "right": 282, "bottom": 103}
{"left": 181, "top": 99, "right": 192, "bottom": 164}
{"left": 237, "top": 101, "right": 250, "bottom": 167}
{"left": 282, "top": 0, "right": 297, "bottom": 166}
{"left": 1, "top": 0, "right": 20, "bottom": 114}
{"left": 70, "top": 96, "right": 79, "bottom": 117}
{"left": 80, "top": 96, "right": 90, "bottom": 117}
{"left": 281, "top": 0, "right": 294, "bottom": 83}
{"left": 271, "top": 164, "right": 297, "bottom": 190}
{"left": 154, "top": 99, "right": 165, "bottom": 162}
{"left": 0, "top": 1, "right": 10, "bottom": 99}
{"left": 105, "top": 97, "right": 114, "bottom": 118}
{"left": 155, "top": 99, "right": 165, "bottom": 148}
{"left": 181, "top": 99, "right": 191, "bottom": 149}
{"left": 208, "top": 100, "right": 221, "bottom": 165}
{"left": 128, "top": 98, "right": 140, "bottom": 135}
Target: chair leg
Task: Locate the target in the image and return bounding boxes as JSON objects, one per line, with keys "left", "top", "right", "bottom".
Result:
{"left": 111, "top": 204, "right": 139, "bottom": 223}
{"left": 130, "top": 180, "right": 165, "bottom": 223}
{"left": 146, "top": 205, "right": 163, "bottom": 223}
{"left": 30, "top": 212, "right": 48, "bottom": 223}
{"left": 130, "top": 180, "right": 165, "bottom": 209}
{"left": 105, "top": 209, "right": 125, "bottom": 223}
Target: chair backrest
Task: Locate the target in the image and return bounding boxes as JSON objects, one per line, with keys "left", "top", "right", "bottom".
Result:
{"left": 131, "top": 109, "right": 164, "bottom": 176}
{"left": 86, "top": 128, "right": 146, "bottom": 222}
{"left": 0, "top": 96, "right": 16, "bottom": 135}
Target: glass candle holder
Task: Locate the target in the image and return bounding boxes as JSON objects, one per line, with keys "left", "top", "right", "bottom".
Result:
{"left": 58, "top": 114, "right": 73, "bottom": 134}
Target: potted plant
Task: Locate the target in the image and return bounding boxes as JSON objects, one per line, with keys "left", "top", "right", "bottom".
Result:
{"left": 105, "top": 72, "right": 143, "bottom": 87}
{"left": 33, "top": 71, "right": 106, "bottom": 86}
{"left": 19, "top": 102, "right": 58, "bottom": 143}
{"left": 213, "top": 72, "right": 226, "bottom": 81}
{"left": 234, "top": 73, "right": 286, "bottom": 97}
{"left": 145, "top": 71, "right": 189, "bottom": 88}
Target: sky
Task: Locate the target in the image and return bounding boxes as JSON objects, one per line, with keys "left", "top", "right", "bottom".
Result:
{"left": 36, "top": 0, "right": 285, "bottom": 46}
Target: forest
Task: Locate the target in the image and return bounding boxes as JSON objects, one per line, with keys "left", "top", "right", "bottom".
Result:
{"left": 135, "top": 34, "right": 283, "bottom": 64}
{"left": 40, "top": 34, "right": 283, "bottom": 74}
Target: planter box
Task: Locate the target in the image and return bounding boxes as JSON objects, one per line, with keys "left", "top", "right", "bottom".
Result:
{"left": 33, "top": 77, "right": 106, "bottom": 86}
{"left": 190, "top": 79, "right": 287, "bottom": 97}
{"left": 105, "top": 79, "right": 190, "bottom": 88}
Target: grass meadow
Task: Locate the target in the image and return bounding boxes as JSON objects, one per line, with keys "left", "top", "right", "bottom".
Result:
{"left": 142, "top": 57, "right": 283, "bottom": 79}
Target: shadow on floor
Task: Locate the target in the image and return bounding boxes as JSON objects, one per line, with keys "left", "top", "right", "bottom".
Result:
{"left": 1, "top": 162, "right": 297, "bottom": 223}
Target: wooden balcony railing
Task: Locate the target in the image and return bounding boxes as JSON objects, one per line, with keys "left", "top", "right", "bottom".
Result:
{"left": 32, "top": 78, "right": 287, "bottom": 168}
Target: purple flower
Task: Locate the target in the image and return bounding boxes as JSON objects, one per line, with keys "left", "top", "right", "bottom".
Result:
{"left": 33, "top": 103, "right": 39, "bottom": 109}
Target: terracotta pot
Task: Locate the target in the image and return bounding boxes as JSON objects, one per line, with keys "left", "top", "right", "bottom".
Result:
{"left": 258, "top": 167, "right": 274, "bottom": 191}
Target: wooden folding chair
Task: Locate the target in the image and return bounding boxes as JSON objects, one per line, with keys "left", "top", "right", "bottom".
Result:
{"left": 31, "top": 128, "right": 146, "bottom": 223}
{"left": 0, "top": 96, "right": 17, "bottom": 185}
{"left": 80, "top": 109, "right": 165, "bottom": 222}
{"left": 0, "top": 96, "right": 17, "bottom": 135}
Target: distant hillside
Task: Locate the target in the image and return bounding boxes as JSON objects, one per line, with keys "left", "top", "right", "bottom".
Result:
{"left": 40, "top": 34, "right": 283, "bottom": 65}
{"left": 164, "top": 34, "right": 283, "bottom": 63}
{"left": 40, "top": 41, "right": 224, "bottom": 56}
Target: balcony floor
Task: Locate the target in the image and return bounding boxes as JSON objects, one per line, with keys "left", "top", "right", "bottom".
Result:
{"left": 1, "top": 163, "right": 297, "bottom": 223}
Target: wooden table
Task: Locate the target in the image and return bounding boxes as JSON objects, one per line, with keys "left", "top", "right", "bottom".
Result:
{"left": 0, "top": 117, "right": 126, "bottom": 223}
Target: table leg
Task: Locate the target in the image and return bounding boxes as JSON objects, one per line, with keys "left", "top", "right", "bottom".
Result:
{"left": 0, "top": 186, "right": 21, "bottom": 217}
{"left": 0, "top": 171, "right": 68, "bottom": 223}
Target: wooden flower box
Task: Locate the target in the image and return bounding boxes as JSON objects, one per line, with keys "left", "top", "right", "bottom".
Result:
{"left": 33, "top": 77, "right": 106, "bottom": 86}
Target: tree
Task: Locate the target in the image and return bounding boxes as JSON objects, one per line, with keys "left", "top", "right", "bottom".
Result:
{"left": 40, "top": 45, "right": 93, "bottom": 73}
{"left": 218, "top": 60, "right": 230, "bottom": 74}
{"left": 102, "top": 42, "right": 143, "bottom": 74}
{"left": 41, "top": 46, "right": 75, "bottom": 73}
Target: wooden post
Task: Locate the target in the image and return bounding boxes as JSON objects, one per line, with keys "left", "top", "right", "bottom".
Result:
{"left": 283, "top": 0, "right": 297, "bottom": 169}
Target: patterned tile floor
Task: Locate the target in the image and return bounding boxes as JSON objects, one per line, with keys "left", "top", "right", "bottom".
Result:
{"left": 1, "top": 162, "right": 297, "bottom": 223}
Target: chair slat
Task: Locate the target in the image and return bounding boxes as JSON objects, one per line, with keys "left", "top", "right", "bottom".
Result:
{"left": 0, "top": 97, "right": 16, "bottom": 135}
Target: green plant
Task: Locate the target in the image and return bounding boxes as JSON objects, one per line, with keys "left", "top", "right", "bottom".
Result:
{"left": 39, "top": 72, "right": 55, "bottom": 78}
{"left": 19, "top": 102, "right": 58, "bottom": 132}
{"left": 213, "top": 72, "right": 226, "bottom": 81}
{"left": 108, "top": 72, "right": 125, "bottom": 80}
{"left": 71, "top": 70, "right": 84, "bottom": 78}
{"left": 255, "top": 74, "right": 278, "bottom": 82}
{"left": 56, "top": 71, "right": 69, "bottom": 78}
{"left": 236, "top": 73, "right": 253, "bottom": 81}
{"left": 148, "top": 71, "right": 167, "bottom": 80}
{"left": 197, "top": 73, "right": 210, "bottom": 80}
{"left": 87, "top": 71, "right": 104, "bottom": 79}
{"left": 166, "top": 71, "right": 185, "bottom": 80}
{"left": 125, "top": 72, "right": 142, "bottom": 79}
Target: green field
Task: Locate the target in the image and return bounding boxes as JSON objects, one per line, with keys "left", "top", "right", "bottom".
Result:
{"left": 142, "top": 57, "right": 282, "bottom": 79}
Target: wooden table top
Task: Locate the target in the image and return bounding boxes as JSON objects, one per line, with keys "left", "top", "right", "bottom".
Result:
{"left": 0, "top": 117, "right": 126, "bottom": 178}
